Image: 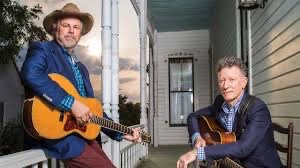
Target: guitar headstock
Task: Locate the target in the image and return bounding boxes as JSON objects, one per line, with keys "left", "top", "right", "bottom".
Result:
{"left": 141, "top": 131, "right": 151, "bottom": 144}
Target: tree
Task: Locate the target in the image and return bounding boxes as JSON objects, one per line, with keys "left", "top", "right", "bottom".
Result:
{"left": 0, "top": 0, "right": 48, "bottom": 63}
{"left": 119, "top": 94, "right": 141, "bottom": 126}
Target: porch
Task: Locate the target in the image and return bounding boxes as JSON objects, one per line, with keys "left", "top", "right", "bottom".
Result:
{"left": 0, "top": 143, "right": 193, "bottom": 168}
{"left": 138, "top": 145, "right": 193, "bottom": 168}
{"left": 0, "top": 125, "right": 149, "bottom": 168}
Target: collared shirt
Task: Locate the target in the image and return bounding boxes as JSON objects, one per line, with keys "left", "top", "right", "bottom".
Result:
{"left": 59, "top": 49, "right": 85, "bottom": 111}
{"left": 192, "top": 93, "right": 245, "bottom": 160}
{"left": 58, "top": 47, "right": 124, "bottom": 141}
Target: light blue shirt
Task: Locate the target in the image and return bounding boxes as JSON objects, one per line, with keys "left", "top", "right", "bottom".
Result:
{"left": 192, "top": 93, "right": 244, "bottom": 160}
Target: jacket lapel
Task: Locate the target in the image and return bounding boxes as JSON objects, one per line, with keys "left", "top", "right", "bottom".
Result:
{"left": 49, "top": 40, "right": 79, "bottom": 90}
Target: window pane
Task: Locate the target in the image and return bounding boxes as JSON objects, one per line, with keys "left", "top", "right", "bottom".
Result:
{"left": 170, "top": 92, "right": 193, "bottom": 124}
{"left": 170, "top": 58, "right": 193, "bottom": 91}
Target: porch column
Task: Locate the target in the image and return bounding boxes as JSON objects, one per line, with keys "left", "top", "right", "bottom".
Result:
{"left": 140, "top": 0, "right": 148, "bottom": 157}
{"left": 153, "top": 30, "right": 159, "bottom": 147}
{"left": 247, "top": 10, "right": 253, "bottom": 94}
{"left": 101, "top": 0, "right": 112, "bottom": 160}
{"left": 111, "top": 0, "right": 120, "bottom": 166}
{"left": 139, "top": 0, "right": 147, "bottom": 129}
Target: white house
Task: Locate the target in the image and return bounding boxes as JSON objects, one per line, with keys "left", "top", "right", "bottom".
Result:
{"left": 143, "top": 0, "right": 300, "bottom": 167}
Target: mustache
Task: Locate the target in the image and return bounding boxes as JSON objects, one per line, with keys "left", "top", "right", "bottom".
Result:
{"left": 65, "top": 35, "right": 76, "bottom": 39}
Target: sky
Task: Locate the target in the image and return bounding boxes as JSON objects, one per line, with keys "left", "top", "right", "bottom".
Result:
{"left": 17, "top": 0, "right": 141, "bottom": 103}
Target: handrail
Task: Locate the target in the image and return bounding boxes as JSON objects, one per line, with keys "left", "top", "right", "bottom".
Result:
{"left": 0, "top": 149, "right": 49, "bottom": 168}
{"left": 0, "top": 125, "right": 148, "bottom": 168}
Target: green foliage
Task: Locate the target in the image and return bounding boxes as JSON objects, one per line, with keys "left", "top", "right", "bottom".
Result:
{"left": 119, "top": 94, "right": 141, "bottom": 126}
{"left": 0, "top": 0, "right": 48, "bottom": 63}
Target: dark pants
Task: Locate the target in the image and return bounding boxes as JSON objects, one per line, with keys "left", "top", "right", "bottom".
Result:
{"left": 64, "top": 140, "right": 116, "bottom": 168}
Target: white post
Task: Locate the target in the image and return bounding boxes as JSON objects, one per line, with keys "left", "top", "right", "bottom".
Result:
{"left": 139, "top": 0, "right": 148, "bottom": 157}
{"left": 101, "top": 0, "right": 112, "bottom": 160}
{"left": 153, "top": 29, "right": 159, "bottom": 147}
{"left": 111, "top": 0, "right": 120, "bottom": 166}
{"left": 149, "top": 45, "right": 154, "bottom": 145}
{"left": 235, "top": 0, "right": 241, "bottom": 58}
{"left": 247, "top": 10, "right": 253, "bottom": 94}
{"left": 139, "top": 0, "right": 147, "bottom": 130}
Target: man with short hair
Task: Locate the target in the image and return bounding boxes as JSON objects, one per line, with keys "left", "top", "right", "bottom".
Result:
{"left": 177, "top": 56, "right": 280, "bottom": 168}
{"left": 21, "top": 3, "right": 141, "bottom": 168}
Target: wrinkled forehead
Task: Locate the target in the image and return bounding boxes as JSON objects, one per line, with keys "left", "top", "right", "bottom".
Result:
{"left": 217, "top": 66, "right": 246, "bottom": 78}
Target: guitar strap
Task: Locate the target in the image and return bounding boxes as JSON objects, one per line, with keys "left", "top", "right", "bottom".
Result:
{"left": 235, "top": 95, "right": 255, "bottom": 139}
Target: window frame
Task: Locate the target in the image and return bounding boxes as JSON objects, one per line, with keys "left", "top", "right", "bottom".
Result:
{"left": 168, "top": 57, "right": 194, "bottom": 127}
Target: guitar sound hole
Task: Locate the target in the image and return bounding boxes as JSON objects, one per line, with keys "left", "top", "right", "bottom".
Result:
{"left": 64, "top": 115, "right": 87, "bottom": 132}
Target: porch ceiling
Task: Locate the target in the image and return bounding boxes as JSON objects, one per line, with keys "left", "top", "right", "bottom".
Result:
{"left": 148, "top": 0, "right": 217, "bottom": 32}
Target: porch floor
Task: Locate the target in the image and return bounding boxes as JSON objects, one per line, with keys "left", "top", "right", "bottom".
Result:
{"left": 137, "top": 145, "right": 194, "bottom": 168}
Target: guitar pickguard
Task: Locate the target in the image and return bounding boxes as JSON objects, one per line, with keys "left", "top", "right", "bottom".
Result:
{"left": 64, "top": 114, "right": 87, "bottom": 132}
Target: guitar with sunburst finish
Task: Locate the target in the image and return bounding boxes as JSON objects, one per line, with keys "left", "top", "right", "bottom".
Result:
{"left": 22, "top": 73, "right": 151, "bottom": 144}
{"left": 199, "top": 116, "right": 244, "bottom": 168}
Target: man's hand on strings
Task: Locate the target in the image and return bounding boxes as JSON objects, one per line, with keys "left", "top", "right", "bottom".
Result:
{"left": 123, "top": 127, "right": 142, "bottom": 143}
{"left": 71, "top": 99, "right": 93, "bottom": 125}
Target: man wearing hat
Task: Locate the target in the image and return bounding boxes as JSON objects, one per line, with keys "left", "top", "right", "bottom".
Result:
{"left": 21, "top": 3, "right": 141, "bottom": 167}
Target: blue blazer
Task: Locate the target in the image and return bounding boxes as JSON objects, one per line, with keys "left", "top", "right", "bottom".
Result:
{"left": 21, "top": 40, "right": 121, "bottom": 159}
{"left": 187, "top": 93, "right": 281, "bottom": 168}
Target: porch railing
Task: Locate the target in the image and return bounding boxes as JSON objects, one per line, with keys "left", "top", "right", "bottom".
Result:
{"left": 0, "top": 124, "right": 148, "bottom": 168}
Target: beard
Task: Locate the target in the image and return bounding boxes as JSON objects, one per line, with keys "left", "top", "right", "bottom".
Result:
{"left": 62, "top": 36, "right": 79, "bottom": 48}
{"left": 56, "top": 35, "right": 80, "bottom": 50}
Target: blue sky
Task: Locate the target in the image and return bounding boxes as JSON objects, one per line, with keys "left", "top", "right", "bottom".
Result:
{"left": 17, "top": 0, "right": 141, "bottom": 103}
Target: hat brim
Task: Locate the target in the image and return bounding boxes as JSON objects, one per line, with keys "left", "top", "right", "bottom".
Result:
{"left": 43, "top": 10, "right": 94, "bottom": 36}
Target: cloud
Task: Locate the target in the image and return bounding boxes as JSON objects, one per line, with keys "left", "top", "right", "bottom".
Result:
{"left": 74, "top": 45, "right": 101, "bottom": 75}
{"left": 120, "top": 77, "right": 136, "bottom": 84}
{"left": 119, "top": 57, "right": 140, "bottom": 71}
{"left": 119, "top": 70, "right": 140, "bottom": 103}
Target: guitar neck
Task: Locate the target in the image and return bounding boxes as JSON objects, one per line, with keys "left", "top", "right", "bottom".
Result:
{"left": 90, "top": 116, "right": 132, "bottom": 135}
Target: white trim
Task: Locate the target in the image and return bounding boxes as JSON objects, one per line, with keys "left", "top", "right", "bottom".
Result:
{"left": 153, "top": 29, "right": 159, "bottom": 147}
{"left": 0, "top": 149, "right": 48, "bottom": 168}
{"left": 247, "top": 10, "right": 253, "bottom": 95}
{"left": 101, "top": 0, "right": 112, "bottom": 160}
{"left": 111, "top": 0, "right": 120, "bottom": 166}
{"left": 235, "top": 0, "right": 241, "bottom": 58}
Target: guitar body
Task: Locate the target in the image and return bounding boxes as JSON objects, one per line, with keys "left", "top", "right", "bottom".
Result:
{"left": 199, "top": 116, "right": 236, "bottom": 145}
{"left": 198, "top": 116, "right": 244, "bottom": 168}
{"left": 23, "top": 73, "right": 103, "bottom": 140}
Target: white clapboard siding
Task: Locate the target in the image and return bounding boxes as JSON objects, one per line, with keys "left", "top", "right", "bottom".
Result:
{"left": 251, "top": 0, "right": 300, "bottom": 167}
{"left": 153, "top": 30, "right": 210, "bottom": 145}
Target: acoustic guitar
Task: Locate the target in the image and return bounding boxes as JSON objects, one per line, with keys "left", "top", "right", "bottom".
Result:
{"left": 22, "top": 73, "right": 151, "bottom": 144}
{"left": 199, "top": 116, "right": 243, "bottom": 168}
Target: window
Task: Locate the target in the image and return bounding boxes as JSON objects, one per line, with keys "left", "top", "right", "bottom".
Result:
{"left": 169, "top": 58, "right": 194, "bottom": 126}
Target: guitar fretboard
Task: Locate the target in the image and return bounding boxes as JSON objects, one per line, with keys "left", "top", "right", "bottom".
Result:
{"left": 89, "top": 116, "right": 151, "bottom": 143}
{"left": 90, "top": 116, "right": 133, "bottom": 135}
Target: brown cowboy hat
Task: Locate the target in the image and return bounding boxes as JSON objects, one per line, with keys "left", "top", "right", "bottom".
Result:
{"left": 43, "top": 3, "right": 94, "bottom": 36}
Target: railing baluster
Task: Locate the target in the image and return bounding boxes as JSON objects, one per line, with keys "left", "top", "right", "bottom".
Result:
{"left": 50, "top": 158, "right": 56, "bottom": 168}
{"left": 42, "top": 160, "right": 48, "bottom": 168}
{"left": 0, "top": 124, "right": 147, "bottom": 168}
{"left": 32, "top": 163, "right": 39, "bottom": 168}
